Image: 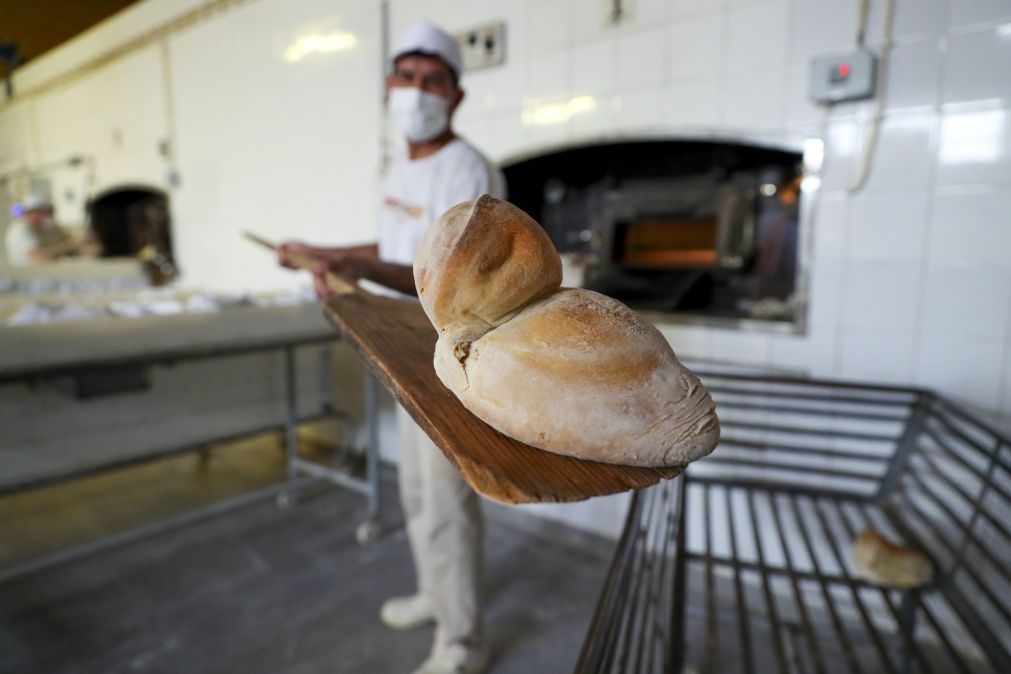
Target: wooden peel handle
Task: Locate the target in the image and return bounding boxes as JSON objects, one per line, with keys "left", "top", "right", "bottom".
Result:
{"left": 243, "top": 230, "right": 357, "bottom": 295}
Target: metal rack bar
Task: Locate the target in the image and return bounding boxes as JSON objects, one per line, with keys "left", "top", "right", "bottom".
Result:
{"left": 703, "top": 456, "right": 885, "bottom": 481}
{"left": 644, "top": 484, "right": 676, "bottom": 674}
{"left": 745, "top": 488, "right": 789, "bottom": 672}
{"left": 717, "top": 420, "right": 900, "bottom": 442}
{"left": 787, "top": 494, "right": 867, "bottom": 674}
{"left": 911, "top": 443, "right": 1011, "bottom": 543}
{"left": 724, "top": 486, "right": 755, "bottom": 674}
{"left": 713, "top": 399, "right": 910, "bottom": 422}
{"left": 700, "top": 482, "right": 718, "bottom": 673}
{"left": 575, "top": 490, "right": 645, "bottom": 672}
{"left": 899, "top": 470, "right": 1011, "bottom": 589}
{"left": 767, "top": 491, "right": 826, "bottom": 674}
{"left": 807, "top": 497, "right": 896, "bottom": 673}
{"left": 719, "top": 436, "right": 895, "bottom": 462}
{"left": 614, "top": 477, "right": 662, "bottom": 674}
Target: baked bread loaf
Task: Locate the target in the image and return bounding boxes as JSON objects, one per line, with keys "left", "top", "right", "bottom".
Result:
{"left": 852, "top": 528, "right": 933, "bottom": 588}
{"left": 414, "top": 195, "right": 720, "bottom": 467}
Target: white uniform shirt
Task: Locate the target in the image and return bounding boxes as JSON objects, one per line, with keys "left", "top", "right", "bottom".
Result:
{"left": 378, "top": 137, "right": 505, "bottom": 268}
{"left": 5, "top": 220, "right": 36, "bottom": 267}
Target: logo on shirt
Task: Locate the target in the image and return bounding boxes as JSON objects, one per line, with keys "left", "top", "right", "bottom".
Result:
{"left": 384, "top": 196, "right": 424, "bottom": 220}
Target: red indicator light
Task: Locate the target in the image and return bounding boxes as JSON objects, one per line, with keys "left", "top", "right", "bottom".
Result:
{"left": 837, "top": 62, "right": 851, "bottom": 77}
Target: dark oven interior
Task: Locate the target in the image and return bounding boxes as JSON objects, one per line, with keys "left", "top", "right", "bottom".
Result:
{"left": 503, "top": 140, "right": 804, "bottom": 322}
{"left": 88, "top": 186, "right": 178, "bottom": 284}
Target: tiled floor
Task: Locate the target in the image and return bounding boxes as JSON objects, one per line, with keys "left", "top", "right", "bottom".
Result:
{"left": 0, "top": 436, "right": 613, "bottom": 674}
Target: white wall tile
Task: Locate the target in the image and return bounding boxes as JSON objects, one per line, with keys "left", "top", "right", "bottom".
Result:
{"left": 669, "top": 12, "right": 724, "bottom": 80}
{"left": 928, "top": 187, "right": 1011, "bottom": 266}
{"left": 669, "top": 77, "right": 721, "bottom": 127}
{"left": 569, "top": 92, "right": 619, "bottom": 141}
{"left": 524, "top": 49, "right": 570, "bottom": 100}
{"left": 711, "top": 328, "right": 772, "bottom": 366}
{"left": 865, "top": 0, "right": 946, "bottom": 46}
{"left": 820, "top": 118, "right": 864, "bottom": 191}
{"left": 570, "top": 38, "right": 618, "bottom": 95}
{"left": 808, "top": 259, "right": 844, "bottom": 328}
{"left": 841, "top": 260, "right": 921, "bottom": 334}
{"left": 568, "top": 0, "right": 610, "bottom": 43}
{"left": 914, "top": 334, "right": 1006, "bottom": 414}
{"left": 613, "top": 86, "right": 671, "bottom": 131}
{"left": 626, "top": 0, "right": 671, "bottom": 26}
{"left": 943, "top": 26, "right": 1011, "bottom": 107}
{"left": 920, "top": 264, "right": 1011, "bottom": 340}
{"left": 838, "top": 332, "right": 915, "bottom": 384}
{"left": 935, "top": 102, "right": 1011, "bottom": 184}
{"left": 725, "top": 0, "right": 790, "bottom": 69}
{"left": 1002, "top": 339, "right": 1011, "bottom": 420}
{"left": 948, "top": 0, "right": 1011, "bottom": 30}
{"left": 883, "top": 40, "right": 940, "bottom": 112}
{"left": 527, "top": 0, "right": 570, "bottom": 54}
{"left": 769, "top": 327, "right": 838, "bottom": 378}
{"left": 785, "top": 63, "right": 825, "bottom": 127}
{"left": 790, "top": 0, "right": 859, "bottom": 61}
{"left": 463, "top": 64, "right": 525, "bottom": 115}
{"left": 811, "top": 193, "right": 848, "bottom": 260}
{"left": 488, "top": 109, "right": 528, "bottom": 163}
{"left": 169, "top": 0, "right": 384, "bottom": 292}
{"left": 722, "top": 67, "right": 788, "bottom": 130}
{"left": 656, "top": 323, "right": 712, "bottom": 360}
{"left": 862, "top": 113, "right": 935, "bottom": 189}
{"left": 672, "top": 0, "right": 727, "bottom": 19}
{"left": 846, "top": 190, "right": 928, "bottom": 261}
{"left": 616, "top": 25, "right": 669, "bottom": 90}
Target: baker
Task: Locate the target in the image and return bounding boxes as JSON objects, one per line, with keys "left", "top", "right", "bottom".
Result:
{"left": 4, "top": 193, "right": 78, "bottom": 266}
{"left": 277, "top": 20, "right": 503, "bottom": 674}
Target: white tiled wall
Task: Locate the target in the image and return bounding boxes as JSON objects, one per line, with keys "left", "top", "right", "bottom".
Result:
{"left": 4, "top": 0, "right": 1011, "bottom": 536}
{"left": 4, "top": 0, "right": 383, "bottom": 292}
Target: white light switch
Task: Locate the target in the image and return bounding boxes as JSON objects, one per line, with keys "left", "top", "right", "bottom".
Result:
{"left": 455, "top": 22, "right": 506, "bottom": 72}
{"left": 810, "top": 48, "right": 877, "bottom": 105}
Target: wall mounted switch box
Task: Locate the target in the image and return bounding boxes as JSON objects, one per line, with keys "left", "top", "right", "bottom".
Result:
{"left": 810, "top": 48, "right": 877, "bottom": 104}
{"left": 455, "top": 22, "right": 506, "bottom": 72}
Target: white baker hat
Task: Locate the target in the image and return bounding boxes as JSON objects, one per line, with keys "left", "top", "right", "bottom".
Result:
{"left": 23, "top": 193, "right": 52, "bottom": 211}
{"left": 390, "top": 21, "right": 463, "bottom": 80}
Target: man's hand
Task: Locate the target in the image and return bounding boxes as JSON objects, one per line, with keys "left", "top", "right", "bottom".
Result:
{"left": 277, "top": 241, "right": 319, "bottom": 269}
{"left": 310, "top": 254, "right": 374, "bottom": 298}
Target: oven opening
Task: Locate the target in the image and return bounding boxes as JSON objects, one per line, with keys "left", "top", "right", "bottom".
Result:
{"left": 614, "top": 217, "right": 719, "bottom": 268}
{"left": 503, "top": 139, "right": 806, "bottom": 327}
{"left": 88, "top": 186, "right": 178, "bottom": 284}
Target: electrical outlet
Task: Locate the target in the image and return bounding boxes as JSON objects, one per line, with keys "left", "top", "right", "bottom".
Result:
{"left": 455, "top": 22, "right": 506, "bottom": 72}
{"left": 810, "top": 48, "right": 877, "bottom": 104}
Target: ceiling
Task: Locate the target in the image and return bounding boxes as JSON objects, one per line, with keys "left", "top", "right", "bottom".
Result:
{"left": 0, "top": 0, "right": 140, "bottom": 73}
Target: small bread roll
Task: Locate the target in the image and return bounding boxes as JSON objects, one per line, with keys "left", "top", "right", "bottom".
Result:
{"left": 853, "top": 528, "right": 933, "bottom": 588}
{"left": 415, "top": 195, "right": 720, "bottom": 467}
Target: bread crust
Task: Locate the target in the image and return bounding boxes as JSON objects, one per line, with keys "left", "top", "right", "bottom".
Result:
{"left": 417, "top": 196, "right": 720, "bottom": 467}
{"left": 853, "top": 528, "right": 933, "bottom": 588}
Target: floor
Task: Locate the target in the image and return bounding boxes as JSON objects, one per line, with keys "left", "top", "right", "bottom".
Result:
{"left": 0, "top": 434, "right": 613, "bottom": 674}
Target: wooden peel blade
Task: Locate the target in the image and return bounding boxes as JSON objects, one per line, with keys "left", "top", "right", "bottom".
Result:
{"left": 322, "top": 291, "right": 683, "bottom": 504}
{"left": 243, "top": 230, "right": 356, "bottom": 295}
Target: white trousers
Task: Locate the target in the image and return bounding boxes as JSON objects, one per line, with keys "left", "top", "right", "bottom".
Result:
{"left": 396, "top": 405, "right": 483, "bottom": 649}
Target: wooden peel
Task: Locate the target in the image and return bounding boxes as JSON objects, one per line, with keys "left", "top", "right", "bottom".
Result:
{"left": 243, "top": 231, "right": 356, "bottom": 295}
{"left": 245, "top": 231, "right": 682, "bottom": 504}
{"left": 322, "top": 291, "right": 682, "bottom": 504}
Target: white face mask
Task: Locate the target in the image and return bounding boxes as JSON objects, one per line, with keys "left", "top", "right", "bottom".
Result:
{"left": 389, "top": 86, "right": 451, "bottom": 143}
